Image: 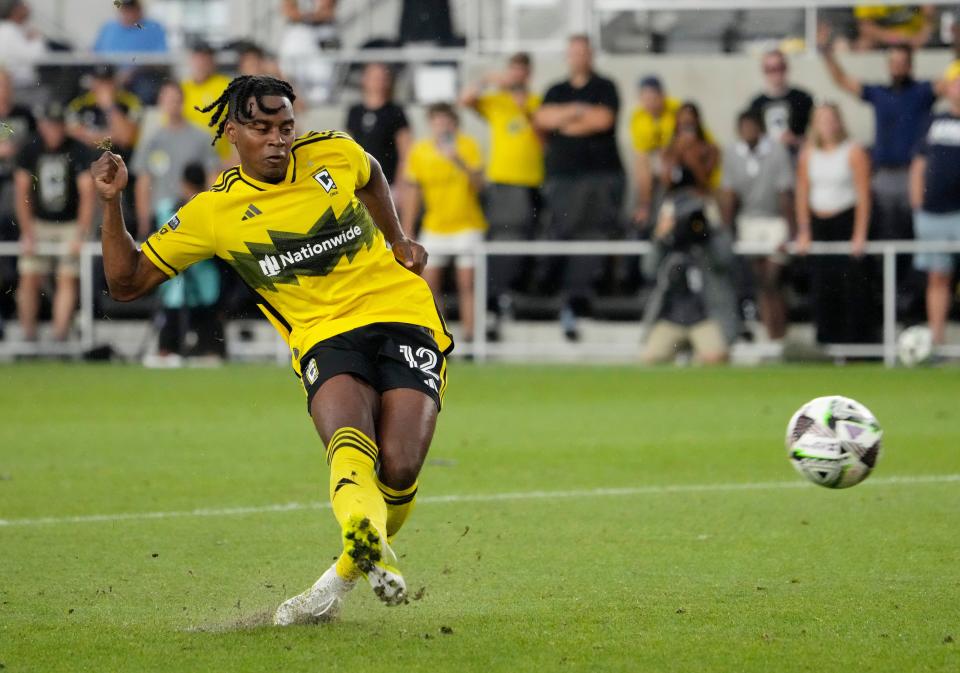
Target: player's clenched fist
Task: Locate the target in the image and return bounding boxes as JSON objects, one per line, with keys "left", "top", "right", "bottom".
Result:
{"left": 91, "top": 152, "right": 128, "bottom": 202}
{"left": 392, "top": 238, "right": 429, "bottom": 275}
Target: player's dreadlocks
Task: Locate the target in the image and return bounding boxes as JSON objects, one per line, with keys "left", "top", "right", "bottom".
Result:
{"left": 195, "top": 75, "right": 297, "bottom": 145}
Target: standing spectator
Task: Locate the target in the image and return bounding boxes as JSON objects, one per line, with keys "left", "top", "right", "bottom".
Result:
{"left": 660, "top": 103, "right": 719, "bottom": 198}
{"left": 279, "top": 0, "right": 337, "bottom": 104}
{"left": 0, "top": 66, "right": 33, "bottom": 332}
{"left": 282, "top": 0, "right": 338, "bottom": 48}
{"left": 821, "top": 34, "right": 940, "bottom": 241}
{"left": 181, "top": 42, "right": 233, "bottom": 163}
{"left": 132, "top": 81, "right": 220, "bottom": 240}
{"left": 14, "top": 101, "right": 94, "bottom": 343}
{"left": 720, "top": 110, "right": 795, "bottom": 342}
{"left": 143, "top": 163, "right": 225, "bottom": 367}
{"left": 795, "top": 103, "right": 873, "bottom": 345}
{"left": 237, "top": 41, "right": 279, "bottom": 78}
{"left": 93, "top": 0, "right": 167, "bottom": 54}
{"left": 629, "top": 75, "right": 680, "bottom": 228}
{"left": 747, "top": 49, "right": 813, "bottom": 154}
{"left": 0, "top": 0, "right": 46, "bottom": 88}
{"left": 461, "top": 52, "right": 543, "bottom": 332}
{"left": 534, "top": 34, "right": 623, "bottom": 339}
{"left": 66, "top": 65, "right": 141, "bottom": 163}
{"left": 401, "top": 103, "right": 486, "bottom": 343}
{"left": 854, "top": 4, "right": 935, "bottom": 50}
{"left": 909, "top": 62, "right": 960, "bottom": 349}
{"left": 345, "top": 63, "right": 410, "bottom": 188}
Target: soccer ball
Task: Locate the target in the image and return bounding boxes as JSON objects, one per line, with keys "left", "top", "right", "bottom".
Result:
{"left": 897, "top": 325, "right": 933, "bottom": 367}
{"left": 785, "top": 396, "right": 883, "bottom": 489}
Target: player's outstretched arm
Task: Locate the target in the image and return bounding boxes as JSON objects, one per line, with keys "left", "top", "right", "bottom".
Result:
{"left": 91, "top": 152, "right": 168, "bottom": 302}
{"left": 356, "top": 152, "right": 428, "bottom": 275}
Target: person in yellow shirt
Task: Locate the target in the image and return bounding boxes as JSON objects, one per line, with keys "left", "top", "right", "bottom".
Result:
{"left": 90, "top": 74, "right": 452, "bottom": 625}
{"left": 180, "top": 42, "right": 233, "bottom": 162}
{"left": 855, "top": 5, "right": 934, "bottom": 49}
{"left": 402, "top": 103, "right": 486, "bottom": 343}
{"left": 629, "top": 75, "right": 680, "bottom": 228}
{"left": 460, "top": 52, "right": 543, "bottom": 336}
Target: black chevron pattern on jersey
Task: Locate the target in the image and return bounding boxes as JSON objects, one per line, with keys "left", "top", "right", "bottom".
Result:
{"left": 225, "top": 200, "right": 376, "bottom": 292}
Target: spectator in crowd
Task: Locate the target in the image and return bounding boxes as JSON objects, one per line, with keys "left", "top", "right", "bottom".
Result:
{"left": 629, "top": 75, "right": 680, "bottom": 228}
{"left": 93, "top": 0, "right": 168, "bottom": 54}
{"left": 346, "top": 62, "right": 410, "bottom": 188}
{"left": 854, "top": 4, "right": 935, "bottom": 50}
{"left": 66, "top": 65, "right": 141, "bottom": 163}
{"left": 534, "top": 34, "right": 623, "bottom": 339}
{"left": 279, "top": 0, "right": 337, "bottom": 104}
{"left": 720, "top": 110, "right": 795, "bottom": 342}
{"left": 909, "top": 62, "right": 960, "bottom": 349}
{"left": 181, "top": 42, "right": 233, "bottom": 162}
{"left": 237, "top": 41, "right": 279, "bottom": 78}
{"left": 0, "top": 0, "right": 45, "bottom": 88}
{"left": 282, "top": 0, "right": 338, "bottom": 48}
{"left": 132, "top": 81, "right": 220, "bottom": 240}
{"left": 399, "top": 0, "right": 455, "bottom": 45}
{"left": 143, "top": 162, "right": 225, "bottom": 367}
{"left": 747, "top": 49, "right": 813, "bottom": 154}
{"left": 0, "top": 67, "right": 35, "bottom": 237}
{"left": 640, "top": 197, "right": 738, "bottom": 365}
{"left": 660, "top": 102, "right": 719, "bottom": 198}
{"left": 401, "top": 103, "right": 485, "bottom": 343}
{"left": 461, "top": 52, "right": 543, "bottom": 334}
{"left": 795, "top": 103, "right": 874, "bottom": 345}
{"left": 821, "top": 31, "right": 940, "bottom": 241}
{"left": 14, "top": 101, "right": 94, "bottom": 343}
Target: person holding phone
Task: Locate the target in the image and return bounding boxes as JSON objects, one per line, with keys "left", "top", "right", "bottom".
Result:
{"left": 401, "top": 103, "right": 486, "bottom": 343}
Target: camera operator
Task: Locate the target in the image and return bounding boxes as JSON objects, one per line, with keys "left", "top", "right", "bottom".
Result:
{"left": 640, "top": 194, "right": 739, "bottom": 365}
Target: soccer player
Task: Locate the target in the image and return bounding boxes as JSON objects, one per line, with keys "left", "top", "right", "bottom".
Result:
{"left": 90, "top": 75, "right": 452, "bottom": 624}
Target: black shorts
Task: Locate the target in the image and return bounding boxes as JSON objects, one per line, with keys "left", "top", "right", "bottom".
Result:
{"left": 299, "top": 322, "right": 448, "bottom": 413}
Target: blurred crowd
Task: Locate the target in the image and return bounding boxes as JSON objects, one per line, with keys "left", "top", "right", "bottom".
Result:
{"left": 0, "top": 0, "right": 958, "bottom": 365}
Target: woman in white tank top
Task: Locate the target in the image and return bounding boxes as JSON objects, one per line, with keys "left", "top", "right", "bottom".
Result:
{"left": 794, "top": 103, "right": 875, "bottom": 344}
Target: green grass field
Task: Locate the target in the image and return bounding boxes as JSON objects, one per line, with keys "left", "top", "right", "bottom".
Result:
{"left": 1, "top": 363, "right": 959, "bottom": 672}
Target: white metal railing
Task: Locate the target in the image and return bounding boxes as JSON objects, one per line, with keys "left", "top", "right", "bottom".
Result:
{"left": 2, "top": 239, "right": 960, "bottom": 366}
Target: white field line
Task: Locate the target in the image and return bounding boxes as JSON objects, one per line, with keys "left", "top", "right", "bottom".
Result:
{"left": 1, "top": 473, "right": 959, "bottom": 529}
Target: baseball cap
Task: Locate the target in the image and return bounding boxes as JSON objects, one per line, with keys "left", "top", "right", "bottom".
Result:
{"left": 638, "top": 75, "right": 663, "bottom": 92}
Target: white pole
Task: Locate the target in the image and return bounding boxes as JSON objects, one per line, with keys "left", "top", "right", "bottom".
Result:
{"left": 882, "top": 244, "right": 897, "bottom": 368}
{"left": 79, "top": 244, "right": 95, "bottom": 353}
{"left": 473, "top": 245, "right": 488, "bottom": 362}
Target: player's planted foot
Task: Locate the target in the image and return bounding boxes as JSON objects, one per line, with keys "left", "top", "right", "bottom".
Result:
{"left": 343, "top": 514, "right": 407, "bottom": 606}
{"left": 273, "top": 564, "right": 356, "bottom": 626}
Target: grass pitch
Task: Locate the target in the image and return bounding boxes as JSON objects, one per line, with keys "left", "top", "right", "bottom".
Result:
{"left": 1, "top": 363, "right": 959, "bottom": 672}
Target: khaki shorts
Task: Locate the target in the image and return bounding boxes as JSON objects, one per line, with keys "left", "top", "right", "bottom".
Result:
{"left": 737, "top": 215, "right": 789, "bottom": 263}
{"left": 19, "top": 220, "right": 80, "bottom": 277}
{"left": 642, "top": 319, "right": 727, "bottom": 363}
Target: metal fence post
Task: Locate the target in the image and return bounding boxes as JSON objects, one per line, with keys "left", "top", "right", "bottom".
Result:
{"left": 473, "top": 244, "right": 488, "bottom": 362}
{"left": 882, "top": 244, "right": 897, "bottom": 368}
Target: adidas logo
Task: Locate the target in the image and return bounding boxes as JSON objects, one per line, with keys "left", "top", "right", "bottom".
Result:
{"left": 241, "top": 204, "right": 263, "bottom": 221}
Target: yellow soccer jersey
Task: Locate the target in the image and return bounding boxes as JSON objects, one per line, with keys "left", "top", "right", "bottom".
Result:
{"left": 629, "top": 96, "right": 680, "bottom": 154}
{"left": 405, "top": 134, "right": 487, "bottom": 235}
{"left": 182, "top": 74, "right": 234, "bottom": 160}
{"left": 476, "top": 90, "right": 544, "bottom": 187}
{"left": 141, "top": 130, "right": 453, "bottom": 372}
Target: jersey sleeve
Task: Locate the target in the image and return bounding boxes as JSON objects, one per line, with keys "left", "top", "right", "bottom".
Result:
{"left": 341, "top": 136, "right": 372, "bottom": 188}
{"left": 141, "top": 195, "right": 215, "bottom": 278}
{"left": 404, "top": 143, "right": 424, "bottom": 184}
{"left": 460, "top": 136, "right": 484, "bottom": 171}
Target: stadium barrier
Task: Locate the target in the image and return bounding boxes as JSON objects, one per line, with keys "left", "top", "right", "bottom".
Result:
{"left": 1, "top": 239, "right": 960, "bottom": 367}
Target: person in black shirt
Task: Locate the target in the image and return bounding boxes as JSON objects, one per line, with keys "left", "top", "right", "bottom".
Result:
{"left": 15, "top": 101, "right": 94, "bottom": 343}
{"left": 345, "top": 63, "right": 410, "bottom": 189}
{"left": 747, "top": 49, "right": 813, "bottom": 155}
{"left": 534, "top": 34, "right": 624, "bottom": 339}
{"left": 0, "top": 67, "right": 35, "bottom": 322}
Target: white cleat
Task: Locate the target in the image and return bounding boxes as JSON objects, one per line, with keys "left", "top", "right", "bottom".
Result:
{"left": 273, "top": 564, "right": 356, "bottom": 626}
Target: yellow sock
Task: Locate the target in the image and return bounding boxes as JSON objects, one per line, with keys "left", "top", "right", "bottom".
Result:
{"left": 326, "top": 427, "right": 387, "bottom": 579}
{"left": 377, "top": 478, "right": 418, "bottom": 542}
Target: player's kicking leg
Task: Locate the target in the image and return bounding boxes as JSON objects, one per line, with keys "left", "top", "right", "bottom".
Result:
{"left": 274, "top": 374, "right": 438, "bottom": 625}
